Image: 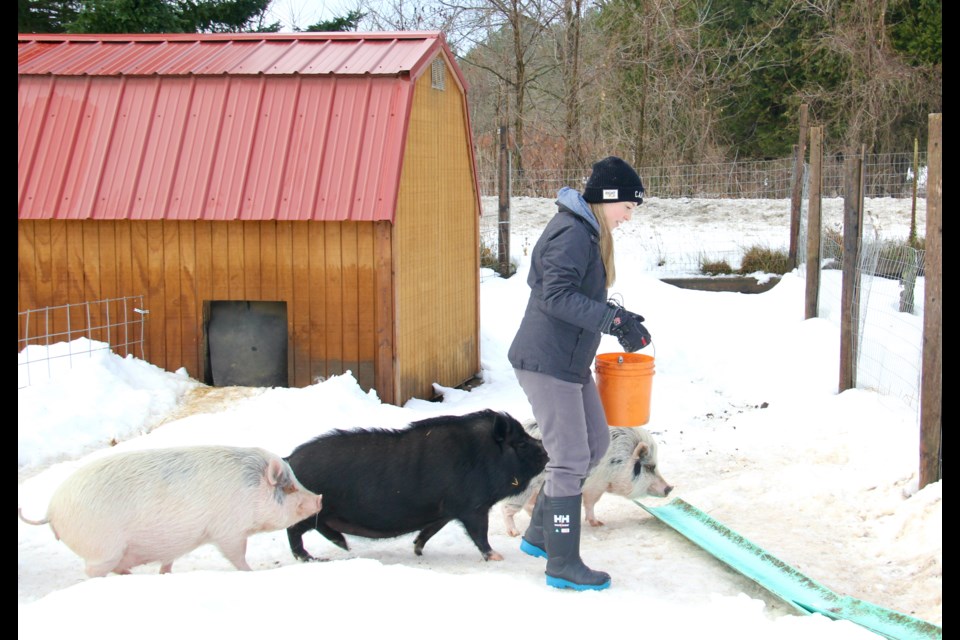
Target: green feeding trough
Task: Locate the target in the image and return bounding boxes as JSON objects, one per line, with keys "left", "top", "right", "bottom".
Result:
{"left": 637, "top": 498, "right": 941, "bottom": 640}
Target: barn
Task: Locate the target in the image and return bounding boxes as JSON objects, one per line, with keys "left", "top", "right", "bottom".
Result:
{"left": 18, "top": 31, "right": 482, "bottom": 406}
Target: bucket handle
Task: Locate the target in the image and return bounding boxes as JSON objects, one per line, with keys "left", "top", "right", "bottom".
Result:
{"left": 618, "top": 342, "right": 656, "bottom": 364}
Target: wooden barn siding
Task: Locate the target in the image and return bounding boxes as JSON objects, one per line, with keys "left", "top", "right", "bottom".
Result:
{"left": 18, "top": 221, "right": 144, "bottom": 358}
{"left": 393, "top": 60, "right": 480, "bottom": 404}
{"left": 18, "top": 219, "right": 385, "bottom": 394}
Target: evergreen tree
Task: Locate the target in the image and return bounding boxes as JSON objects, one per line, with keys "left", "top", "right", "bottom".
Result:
{"left": 708, "top": 0, "right": 844, "bottom": 158}
{"left": 19, "top": 0, "right": 77, "bottom": 33}
{"left": 19, "top": 0, "right": 280, "bottom": 33}
{"left": 304, "top": 9, "right": 365, "bottom": 32}
{"left": 887, "top": 0, "right": 941, "bottom": 66}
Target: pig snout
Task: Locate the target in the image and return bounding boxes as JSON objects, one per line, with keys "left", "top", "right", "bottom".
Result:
{"left": 644, "top": 471, "right": 673, "bottom": 498}
{"left": 266, "top": 457, "right": 324, "bottom": 526}
{"left": 274, "top": 488, "right": 323, "bottom": 530}
{"left": 283, "top": 485, "right": 323, "bottom": 523}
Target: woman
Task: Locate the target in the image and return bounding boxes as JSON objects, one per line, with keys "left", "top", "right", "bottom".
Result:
{"left": 507, "top": 156, "right": 651, "bottom": 591}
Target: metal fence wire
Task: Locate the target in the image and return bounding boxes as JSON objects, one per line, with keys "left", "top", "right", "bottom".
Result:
{"left": 854, "top": 239, "right": 925, "bottom": 408}
{"left": 477, "top": 152, "right": 928, "bottom": 200}
{"left": 18, "top": 296, "right": 148, "bottom": 389}
{"left": 798, "top": 178, "right": 926, "bottom": 411}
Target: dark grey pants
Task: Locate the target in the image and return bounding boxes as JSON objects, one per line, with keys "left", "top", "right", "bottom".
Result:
{"left": 514, "top": 369, "right": 611, "bottom": 497}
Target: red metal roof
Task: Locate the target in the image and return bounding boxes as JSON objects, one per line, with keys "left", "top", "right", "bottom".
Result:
{"left": 18, "top": 32, "right": 471, "bottom": 222}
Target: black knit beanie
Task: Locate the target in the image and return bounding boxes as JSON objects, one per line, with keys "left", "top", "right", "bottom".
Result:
{"left": 582, "top": 156, "right": 645, "bottom": 204}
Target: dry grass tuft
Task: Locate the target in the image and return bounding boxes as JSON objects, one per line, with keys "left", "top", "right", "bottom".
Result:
{"left": 740, "top": 245, "right": 790, "bottom": 274}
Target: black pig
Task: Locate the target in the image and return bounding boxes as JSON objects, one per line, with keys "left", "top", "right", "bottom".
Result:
{"left": 285, "top": 409, "right": 548, "bottom": 562}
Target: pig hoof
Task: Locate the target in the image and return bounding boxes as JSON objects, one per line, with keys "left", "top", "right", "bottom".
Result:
{"left": 506, "top": 529, "right": 520, "bottom": 537}
{"left": 483, "top": 551, "right": 504, "bottom": 561}
{"left": 588, "top": 519, "right": 604, "bottom": 527}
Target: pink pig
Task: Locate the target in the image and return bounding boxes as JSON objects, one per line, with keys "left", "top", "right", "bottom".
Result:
{"left": 19, "top": 445, "right": 323, "bottom": 577}
{"left": 501, "top": 424, "right": 673, "bottom": 534}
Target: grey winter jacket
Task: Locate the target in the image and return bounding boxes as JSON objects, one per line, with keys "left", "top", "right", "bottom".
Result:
{"left": 508, "top": 187, "right": 613, "bottom": 384}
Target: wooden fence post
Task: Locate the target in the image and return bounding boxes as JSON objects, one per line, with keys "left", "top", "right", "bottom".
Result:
{"left": 838, "top": 147, "right": 863, "bottom": 392}
{"left": 910, "top": 137, "right": 919, "bottom": 246}
{"left": 789, "top": 104, "right": 809, "bottom": 270}
{"left": 920, "top": 113, "right": 942, "bottom": 486}
{"left": 898, "top": 248, "right": 918, "bottom": 313}
{"left": 498, "top": 124, "right": 511, "bottom": 277}
{"left": 804, "top": 126, "right": 822, "bottom": 320}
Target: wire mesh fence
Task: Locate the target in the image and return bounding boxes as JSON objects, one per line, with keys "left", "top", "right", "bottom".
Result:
{"left": 18, "top": 296, "right": 148, "bottom": 389}
{"left": 853, "top": 240, "right": 925, "bottom": 408}
{"left": 798, "top": 183, "right": 926, "bottom": 411}
{"left": 477, "top": 152, "right": 928, "bottom": 200}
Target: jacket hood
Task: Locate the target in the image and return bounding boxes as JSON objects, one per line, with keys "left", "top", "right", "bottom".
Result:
{"left": 556, "top": 186, "right": 599, "bottom": 234}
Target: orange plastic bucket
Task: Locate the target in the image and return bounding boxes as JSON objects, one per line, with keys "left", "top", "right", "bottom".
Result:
{"left": 594, "top": 352, "right": 655, "bottom": 427}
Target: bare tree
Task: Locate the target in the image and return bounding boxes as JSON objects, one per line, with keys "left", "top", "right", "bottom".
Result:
{"left": 586, "top": 0, "right": 722, "bottom": 166}
{"left": 585, "top": 0, "right": 802, "bottom": 170}
{"left": 352, "top": 0, "right": 938, "bottom": 185}
{"left": 451, "top": 0, "right": 566, "bottom": 184}
{"left": 800, "top": 0, "right": 941, "bottom": 154}
{"left": 560, "top": 0, "right": 585, "bottom": 181}
{"left": 355, "top": 0, "right": 476, "bottom": 53}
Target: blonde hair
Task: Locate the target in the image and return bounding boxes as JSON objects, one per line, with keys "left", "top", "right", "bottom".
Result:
{"left": 590, "top": 203, "right": 616, "bottom": 287}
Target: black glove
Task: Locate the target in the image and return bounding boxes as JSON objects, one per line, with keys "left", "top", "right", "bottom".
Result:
{"left": 604, "top": 305, "right": 651, "bottom": 352}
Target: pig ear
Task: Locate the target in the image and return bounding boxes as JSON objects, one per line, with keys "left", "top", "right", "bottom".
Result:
{"left": 266, "top": 457, "right": 289, "bottom": 488}
{"left": 492, "top": 412, "right": 509, "bottom": 443}
{"left": 631, "top": 442, "right": 649, "bottom": 460}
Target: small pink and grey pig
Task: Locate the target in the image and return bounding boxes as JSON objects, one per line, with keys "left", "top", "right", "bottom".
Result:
{"left": 19, "top": 445, "right": 323, "bottom": 577}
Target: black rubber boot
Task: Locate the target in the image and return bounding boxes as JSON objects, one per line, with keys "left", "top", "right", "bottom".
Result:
{"left": 543, "top": 494, "right": 611, "bottom": 591}
{"left": 519, "top": 488, "right": 548, "bottom": 558}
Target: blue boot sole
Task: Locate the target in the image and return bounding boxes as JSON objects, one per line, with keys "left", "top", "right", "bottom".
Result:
{"left": 546, "top": 575, "right": 611, "bottom": 591}
{"left": 520, "top": 538, "right": 547, "bottom": 558}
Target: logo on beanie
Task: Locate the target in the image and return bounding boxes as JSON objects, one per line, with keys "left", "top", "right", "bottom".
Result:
{"left": 602, "top": 189, "right": 618, "bottom": 200}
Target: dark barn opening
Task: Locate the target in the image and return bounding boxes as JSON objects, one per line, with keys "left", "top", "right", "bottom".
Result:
{"left": 205, "top": 301, "right": 288, "bottom": 388}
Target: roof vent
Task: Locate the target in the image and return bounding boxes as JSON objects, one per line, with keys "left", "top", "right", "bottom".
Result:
{"left": 431, "top": 57, "right": 445, "bottom": 91}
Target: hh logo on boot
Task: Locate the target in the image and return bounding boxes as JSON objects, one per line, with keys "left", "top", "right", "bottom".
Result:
{"left": 553, "top": 514, "right": 570, "bottom": 533}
